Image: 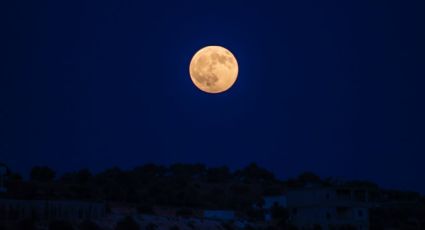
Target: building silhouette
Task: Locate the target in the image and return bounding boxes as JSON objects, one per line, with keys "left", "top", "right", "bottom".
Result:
{"left": 0, "top": 199, "right": 106, "bottom": 222}
{"left": 287, "top": 185, "right": 371, "bottom": 230}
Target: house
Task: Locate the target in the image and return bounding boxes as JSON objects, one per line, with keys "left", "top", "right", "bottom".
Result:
{"left": 263, "top": 195, "right": 287, "bottom": 209}
{"left": 109, "top": 203, "right": 138, "bottom": 216}
{"left": 0, "top": 199, "right": 106, "bottom": 222}
{"left": 286, "top": 186, "right": 371, "bottom": 230}
{"left": 153, "top": 206, "right": 203, "bottom": 218}
{"left": 262, "top": 195, "right": 287, "bottom": 221}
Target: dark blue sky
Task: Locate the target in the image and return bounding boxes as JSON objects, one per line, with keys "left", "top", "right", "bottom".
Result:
{"left": 1, "top": 0, "right": 424, "bottom": 193}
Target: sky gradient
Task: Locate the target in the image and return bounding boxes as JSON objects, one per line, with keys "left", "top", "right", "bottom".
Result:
{"left": 1, "top": 0, "right": 425, "bottom": 193}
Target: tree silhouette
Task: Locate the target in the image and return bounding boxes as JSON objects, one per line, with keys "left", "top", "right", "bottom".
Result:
{"left": 297, "top": 172, "right": 321, "bottom": 185}
{"left": 235, "top": 163, "right": 275, "bottom": 183}
{"left": 271, "top": 204, "right": 288, "bottom": 221}
{"left": 30, "top": 166, "right": 55, "bottom": 183}
{"left": 61, "top": 169, "right": 92, "bottom": 185}
{"left": 206, "top": 166, "right": 231, "bottom": 183}
{"left": 8, "top": 172, "right": 22, "bottom": 182}
{"left": 170, "top": 163, "right": 205, "bottom": 178}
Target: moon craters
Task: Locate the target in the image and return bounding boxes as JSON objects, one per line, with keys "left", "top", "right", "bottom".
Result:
{"left": 189, "top": 46, "right": 238, "bottom": 94}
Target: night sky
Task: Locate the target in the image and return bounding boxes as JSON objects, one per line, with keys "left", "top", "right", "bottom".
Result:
{"left": 1, "top": 1, "right": 424, "bottom": 193}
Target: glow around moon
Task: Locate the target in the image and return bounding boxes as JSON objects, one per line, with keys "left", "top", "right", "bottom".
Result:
{"left": 189, "top": 46, "right": 238, "bottom": 94}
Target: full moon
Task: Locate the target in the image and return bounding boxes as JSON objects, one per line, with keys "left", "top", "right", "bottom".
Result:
{"left": 189, "top": 46, "right": 238, "bottom": 93}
